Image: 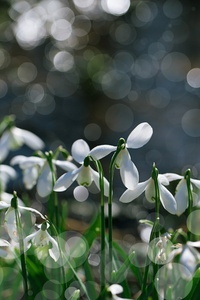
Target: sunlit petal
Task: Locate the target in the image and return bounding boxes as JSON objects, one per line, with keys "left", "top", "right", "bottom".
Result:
{"left": 175, "top": 179, "right": 188, "bottom": 216}
{"left": 120, "top": 179, "right": 150, "bottom": 203}
{"left": 54, "top": 168, "right": 80, "bottom": 191}
{"left": 13, "top": 127, "right": 45, "bottom": 150}
{"left": 119, "top": 149, "right": 139, "bottom": 189}
{"left": 126, "top": 122, "right": 153, "bottom": 149}
{"left": 108, "top": 284, "right": 123, "bottom": 295}
{"left": 159, "top": 183, "right": 177, "bottom": 214}
{"left": 71, "top": 139, "right": 90, "bottom": 164}
{"left": 89, "top": 145, "right": 117, "bottom": 160}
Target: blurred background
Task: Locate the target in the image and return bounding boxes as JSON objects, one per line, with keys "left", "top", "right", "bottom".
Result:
{"left": 1, "top": 0, "right": 200, "bottom": 232}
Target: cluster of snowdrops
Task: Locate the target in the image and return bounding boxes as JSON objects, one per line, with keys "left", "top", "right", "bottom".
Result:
{"left": 1, "top": 115, "right": 200, "bottom": 300}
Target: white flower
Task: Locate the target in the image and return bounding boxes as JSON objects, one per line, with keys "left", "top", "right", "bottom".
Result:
{"left": 2, "top": 201, "right": 45, "bottom": 243}
{"left": 164, "top": 173, "right": 200, "bottom": 216}
{"left": 11, "top": 155, "right": 76, "bottom": 197}
{"left": 0, "top": 164, "right": 17, "bottom": 191}
{"left": 120, "top": 174, "right": 177, "bottom": 214}
{"left": 24, "top": 223, "right": 59, "bottom": 261}
{"left": 89, "top": 122, "right": 153, "bottom": 189}
{"left": 0, "top": 126, "right": 45, "bottom": 162}
{"left": 107, "top": 284, "right": 131, "bottom": 300}
{"left": 54, "top": 139, "right": 109, "bottom": 196}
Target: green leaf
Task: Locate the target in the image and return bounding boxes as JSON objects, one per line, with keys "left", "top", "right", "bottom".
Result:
{"left": 184, "top": 267, "right": 200, "bottom": 300}
{"left": 69, "top": 289, "right": 80, "bottom": 300}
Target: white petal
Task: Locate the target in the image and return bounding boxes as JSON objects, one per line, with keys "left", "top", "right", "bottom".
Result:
{"left": 158, "top": 174, "right": 170, "bottom": 186}
{"left": 108, "top": 284, "right": 123, "bottom": 295}
{"left": 120, "top": 180, "right": 150, "bottom": 203}
{"left": 159, "top": 183, "right": 177, "bottom": 214}
{"left": 13, "top": 127, "right": 45, "bottom": 150}
{"left": 11, "top": 155, "right": 45, "bottom": 169}
{"left": 145, "top": 178, "right": 158, "bottom": 203}
{"left": 119, "top": 149, "right": 139, "bottom": 189}
{"left": 163, "top": 173, "right": 183, "bottom": 182}
{"left": 23, "top": 231, "right": 39, "bottom": 251}
{"left": 89, "top": 145, "right": 117, "bottom": 160}
{"left": 76, "top": 166, "right": 92, "bottom": 186}
{"left": 0, "top": 131, "right": 10, "bottom": 162}
{"left": 0, "top": 164, "right": 17, "bottom": 178}
{"left": 4, "top": 207, "right": 19, "bottom": 242}
{"left": 175, "top": 179, "right": 188, "bottom": 216}
{"left": 187, "top": 241, "right": 200, "bottom": 248}
{"left": 91, "top": 168, "right": 109, "bottom": 196}
{"left": 23, "top": 165, "right": 38, "bottom": 189}
{"left": 71, "top": 139, "right": 90, "bottom": 164}
{"left": 191, "top": 178, "right": 200, "bottom": 189}
{"left": 46, "top": 232, "right": 60, "bottom": 261}
{"left": 1, "top": 192, "right": 24, "bottom": 207}
{"left": 54, "top": 168, "right": 80, "bottom": 192}
{"left": 53, "top": 159, "right": 77, "bottom": 171}
{"left": 126, "top": 122, "right": 153, "bottom": 149}
{"left": 37, "top": 165, "right": 53, "bottom": 197}
{"left": 0, "top": 201, "right": 10, "bottom": 209}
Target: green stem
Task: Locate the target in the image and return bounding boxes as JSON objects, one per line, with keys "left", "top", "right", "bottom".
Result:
{"left": 46, "top": 151, "right": 60, "bottom": 233}
{"left": 11, "top": 192, "right": 29, "bottom": 300}
{"left": 141, "top": 164, "right": 160, "bottom": 296}
{"left": 90, "top": 157, "right": 106, "bottom": 294}
{"left": 185, "top": 169, "right": 193, "bottom": 241}
{"left": 108, "top": 139, "right": 124, "bottom": 282}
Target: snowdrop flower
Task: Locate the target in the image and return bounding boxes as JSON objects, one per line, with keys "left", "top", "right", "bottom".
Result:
{"left": 89, "top": 122, "right": 153, "bottom": 189}
{"left": 120, "top": 174, "right": 177, "bottom": 214}
{"left": 24, "top": 222, "right": 59, "bottom": 261}
{"left": 179, "top": 241, "right": 200, "bottom": 275}
{"left": 54, "top": 139, "right": 109, "bottom": 196}
{"left": 106, "top": 284, "right": 131, "bottom": 300}
{"left": 0, "top": 123, "right": 45, "bottom": 162}
{"left": 11, "top": 153, "right": 76, "bottom": 197}
{"left": 164, "top": 172, "right": 200, "bottom": 216}
{"left": 2, "top": 200, "right": 45, "bottom": 243}
{"left": 0, "top": 164, "right": 17, "bottom": 191}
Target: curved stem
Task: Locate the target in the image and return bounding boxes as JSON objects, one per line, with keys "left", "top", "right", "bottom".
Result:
{"left": 185, "top": 169, "right": 193, "bottom": 241}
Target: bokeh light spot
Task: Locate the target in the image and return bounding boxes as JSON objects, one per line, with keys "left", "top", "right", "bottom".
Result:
{"left": 53, "top": 51, "right": 74, "bottom": 72}
{"left": 161, "top": 52, "right": 191, "bottom": 82}
{"left": 18, "top": 62, "right": 37, "bottom": 83}
{"left": 155, "top": 263, "right": 193, "bottom": 299}
{"left": 101, "top": 70, "right": 131, "bottom": 99}
{"left": 84, "top": 123, "right": 101, "bottom": 141}
{"left": 182, "top": 109, "right": 200, "bottom": 137}
{"left": 187, "top": 68, "right": 200, "bottom": 88}
{"left": 101, "top": 0, "right": 130, "bottom": 16}
{"left": 129, "top": 243, "right": 150, "bottom": 268}
{"left": 73, "top": 186, "right": 89, "bottom": 202}
{"left": 163, "top": 0, "right": 183, "bottom": 19}
{"left": 105, "top": 104, "right": 133, "bottom": 132}
{"left": 187, "top": 210, "right": 200, "bottom": 235}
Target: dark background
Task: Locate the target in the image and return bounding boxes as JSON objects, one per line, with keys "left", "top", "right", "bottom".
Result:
{"left": 1, "top": 0, "right": 200, "bottom": 230}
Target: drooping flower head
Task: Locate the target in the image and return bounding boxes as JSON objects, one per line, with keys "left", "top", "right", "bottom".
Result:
{"left": 11, "top": 147, "right": 75, "bottom": 197}
{"left": 54, "top": 139, "right": 109, "bottom": 196}
{"left": 0, "top": 115, "right": 45, "bottom": 162}
{"left": 89, "top": 122, "right": 153, "bottom": 189}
